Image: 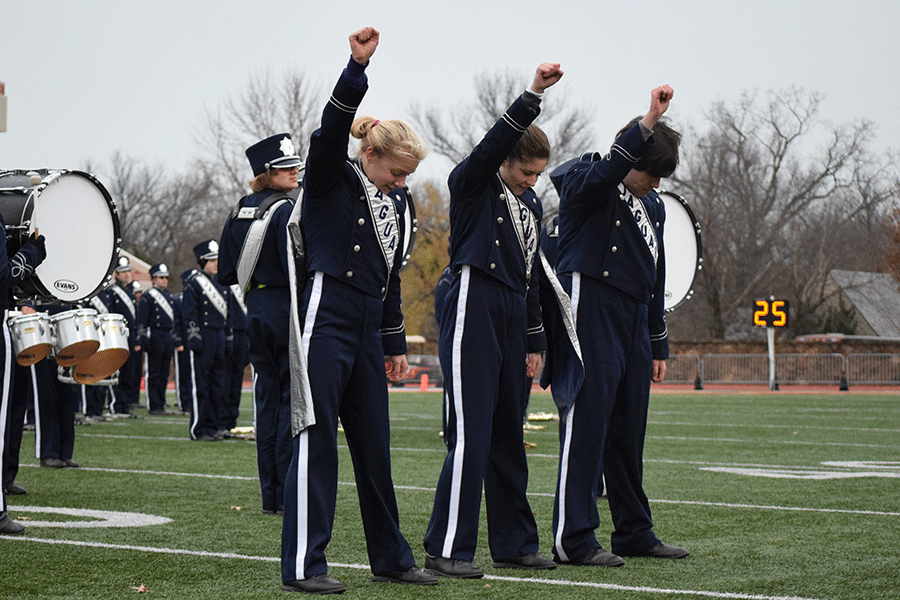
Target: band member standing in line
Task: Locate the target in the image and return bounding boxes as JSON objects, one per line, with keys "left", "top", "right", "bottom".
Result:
{"left": 181, "top": 241, "right": 232, "bottom": 442}
{"left": 99, "top": 257, "right": 140, "bottom": 416}
{"left": 136, "top": 263, "right": 181, "bottom": 416}
{"left": 423, "top": 63, "right": 563, "bottom": 578}
{"left": 281, "top": 27, "right": 435, "bottom": 594}
{"left": 0, "top": 227, "right": 46, "bottom": 535}
{"left": 218, "top": 133, "right": 301, "bottom": 515}
{"left": 549, "top": 85, "right": 688, "bottom": 566}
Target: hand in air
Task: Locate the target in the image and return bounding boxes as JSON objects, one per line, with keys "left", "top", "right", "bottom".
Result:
{"left": 531, "top": 63, "right": 564, "bottom": 94}
{"left": 350, "top": 27, "right": 380, "bottom": 65}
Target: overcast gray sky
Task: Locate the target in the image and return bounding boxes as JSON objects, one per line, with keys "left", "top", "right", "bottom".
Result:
{"left": 1, "top": 0, "right": 898, "bottom": 187}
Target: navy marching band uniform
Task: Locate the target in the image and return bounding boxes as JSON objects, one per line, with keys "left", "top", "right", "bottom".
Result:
{"left": 423, "top": 91, "right": 546, "bottom": 565}
{"left": 135, "top": 263, "right": 180, "bottom": 414}
{"left": 99, "top": 257, "right": 140, "bottom": 415}
{"left": 218, "top": 133, "right": 299, "bottom": 514}
{"left": 282, "top": 57, "right": 417, "bottom": 583}
{"left": 550, "top": 124, "right": 670, "bottom": 561}
{"left": 0, "top": 221, "right": 46, "bottom": 534}
{"left": 181, "top": 241, "right": 232, "bottom": 441}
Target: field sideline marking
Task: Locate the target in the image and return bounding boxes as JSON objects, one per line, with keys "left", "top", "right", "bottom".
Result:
{"left": 15, "top": 462, "right": 898, "bottom": 517}
{"left": 75, "top": 431, "right": 900, "bottom": 450}
{"left": 0, "top": 536, "right": 824, "bottom": 600}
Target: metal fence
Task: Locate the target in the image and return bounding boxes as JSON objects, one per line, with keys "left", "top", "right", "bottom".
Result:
{"left": 664, "top": 354, "right": 701, "bottom": 385}
{"left": 406, "top": 353, "right": 900, "bottom": 389}
{"left": 690, "top": 353, "right": 899, "bottom": 388}
{"left": 847, "top": 353, "right": 900, "bottom": 385}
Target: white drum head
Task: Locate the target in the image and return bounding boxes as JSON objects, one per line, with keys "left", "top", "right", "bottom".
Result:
{"left": 32, "top": 172, "right": 118, "bottom": 302}
{"left": 660, "top": 190, "right": 702, "bottom": 311}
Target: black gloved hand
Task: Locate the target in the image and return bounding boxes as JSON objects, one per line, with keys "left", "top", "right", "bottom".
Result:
{"left": 25, "top": 234, "right": 47, "bottom": 261}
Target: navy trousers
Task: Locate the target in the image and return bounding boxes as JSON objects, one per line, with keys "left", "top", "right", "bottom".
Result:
{"left": 552, "top": 273, "right": 659, "bottom": 561}
{"left": 246, "top": 287, "right": 291, "bottom": 512}
{"left": 32, "top": 359, "right": 75, "bottom": 462}
{"left": 188, "top": 328, "right": 225, "bottom": 440}
{"left": 144, "top": 331, "right": 174, "bottom": 413}
{"left": 174, "top": 348, "right": 192, "bottom": 412}
{"left": 282, "top": 273, "right": 414, "bottom": 582}
{"left": 424, "top": 266, "right": 539, "bottom": 562}
{"left": 111, "top": 347, "right": 140, "bottom": 414}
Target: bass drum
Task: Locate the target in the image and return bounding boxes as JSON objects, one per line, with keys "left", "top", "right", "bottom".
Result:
{"left": 659, "top": 190, "right": 703, "bottom": 312}
{"left": 0, "top": 169, "right": 121, "bottom": 303}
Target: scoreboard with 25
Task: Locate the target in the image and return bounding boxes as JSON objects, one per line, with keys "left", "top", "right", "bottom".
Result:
{"left": 753, "top": 298, "right": 790, "bottom": 327}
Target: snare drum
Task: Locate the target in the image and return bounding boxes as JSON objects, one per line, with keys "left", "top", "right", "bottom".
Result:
{"left": 58, "top": 365, "right": 119, "bottom": 386}
{"left": 73, "top": 313, "right": 130, "bottom": 384}
{"left": 0, "top": 169, "right": 121, "bottom": 303}
{"left": 659, "top": 190, "right": 703, "bottom": 311}
{"left": 50, "top": 308, "right": 100, "bottom": 367}
{"left": 8, "top": 312, "right": 53, "bottom": 366}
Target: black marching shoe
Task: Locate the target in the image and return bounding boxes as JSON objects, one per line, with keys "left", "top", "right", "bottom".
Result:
{"left": 371, "top": 566, "right": 438, "bottom": 585}
{"left": 0, "top": 511, "right": 25, "bottom": 535}
{"left": 6, "top": 483, "right": 27, "bottom": 495}
{"left": 282, "top": 574, "right": 346, "bottom": 594}
{"left": 424, "top": 554, "right": 484, "bottom": 579}
{"left": 556, "top": 547, "right": 625, "bottom": 567}
{"left": 493, "top": 552, "right": 557, "bottom": 570}
{"left": 40, "top": 458, "right": 66, "bottom": 468}
{"left": 619, "top": 542, "right": 689, "bottom": 559}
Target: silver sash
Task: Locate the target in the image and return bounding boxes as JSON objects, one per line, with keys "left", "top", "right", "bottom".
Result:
{"left": 195, "top": 272, "right": 228, "bottom": 319}
{"left": 286, "top": 188, "right": 315, "bottom": 434}
{"left": 619, "top": 184, "right": 659, "bottom": 263}
{"left": 109, "top": 284, "right": 136, "bottom": 319}
{"left": 499, "top": 176, "right": 539, "bottom": 282}
{"left": 145, "top": 287, "right": 175, "bottom": 323}
{"left": 350, "top": 160, "right": 401, "bottom": 289}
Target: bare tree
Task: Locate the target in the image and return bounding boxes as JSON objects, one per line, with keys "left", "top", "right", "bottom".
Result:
{"left": 193, "top": 70, "right": 323, "bottom": 208}
{"left": 672, "top": 88, "right": 900, "bottom": 339}
{"left": 95, "top": 152, "right": 217, "bottom": 292}
{"left": 409, "top": 69, "right": 596, "bottom": 218}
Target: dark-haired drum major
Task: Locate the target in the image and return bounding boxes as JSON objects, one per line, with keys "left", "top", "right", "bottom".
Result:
{"left": 549, "top": 85, "right": 689, "bottom": 567}
{"left": 422, "top": 63, "right": 563, "bottom": 578}
{"left": 280, "top": 27, "right": 435, "bottom": 594}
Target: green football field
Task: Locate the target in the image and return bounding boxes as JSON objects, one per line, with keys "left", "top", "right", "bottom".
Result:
{"left": 2, "top": 388, "right": 898, "bottom": 599}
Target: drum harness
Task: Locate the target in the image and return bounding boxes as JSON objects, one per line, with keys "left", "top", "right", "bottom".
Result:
{"left": 233, "top": 188, "right": 296, "bottom": 294}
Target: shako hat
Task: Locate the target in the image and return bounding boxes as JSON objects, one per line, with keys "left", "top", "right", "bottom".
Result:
{"left": 245, "top": 133, "right": 302, "bottom": 176}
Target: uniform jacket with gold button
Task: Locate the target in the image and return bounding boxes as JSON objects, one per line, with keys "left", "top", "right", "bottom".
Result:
{"left": 555, "top": 123, "right": 668, "bottom": 359}
{"left": 300, "top": 58, "right": 409, "bottom": 357}
{"left": 446, "top": 92, "right": 545, "bottom": 353}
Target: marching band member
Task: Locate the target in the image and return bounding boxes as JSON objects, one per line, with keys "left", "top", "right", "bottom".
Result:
{"left": 0, "top": 227, "right": 46, "bottom": 535}
{"left": 218, "top": 133, "right": 300, "bottom": 515}
{"left": 549, "top": 85, "right": 688, "bottom": 566}
{"left": 136, "top": 263, "right": 181, "bottom": 415}
{"left": 99, "top": 257, "right": 140, "bottom": 416}
{"left": 423, "top": 63, "right": 562, "bottom": 578}
{"left": 281, "top": 27, "right": 435, "bottom": 594}
{"left": 181, "top": 241, "right": 232, "bottom": 441}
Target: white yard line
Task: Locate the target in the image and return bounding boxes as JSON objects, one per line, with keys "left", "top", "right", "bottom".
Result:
{"left": 1, "top": 536, "right": 827, "bottom": 600}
